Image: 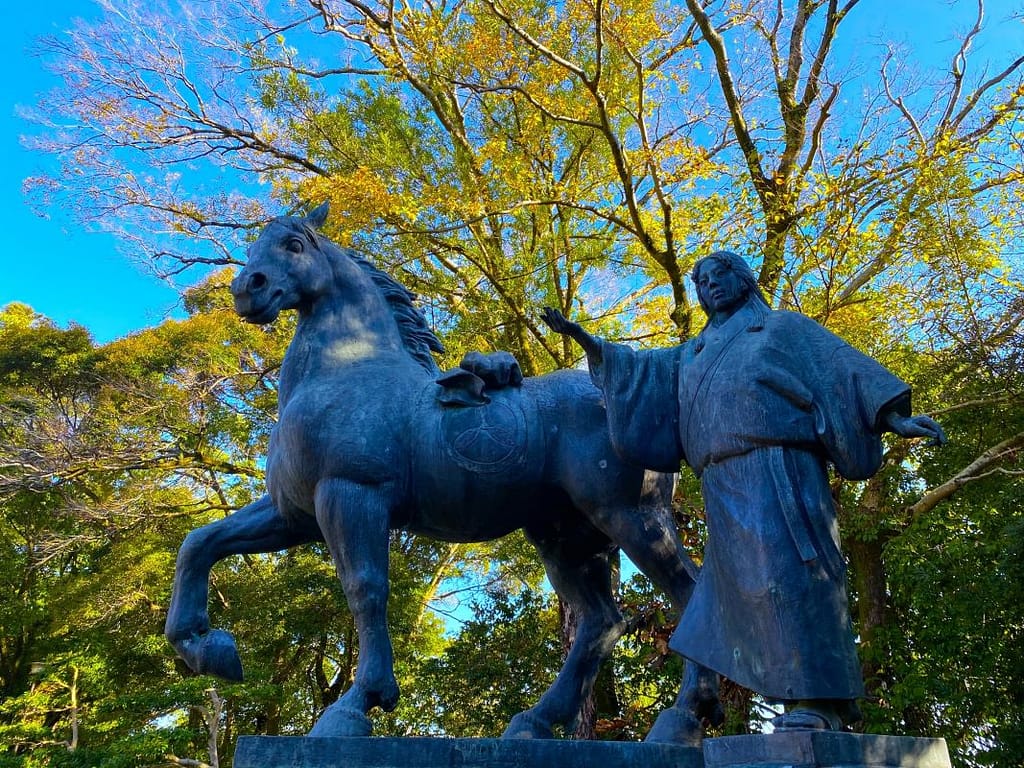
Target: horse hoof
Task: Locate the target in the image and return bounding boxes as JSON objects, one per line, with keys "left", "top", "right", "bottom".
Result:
{"left": 501, "top": 711, "right": 554, "bottom": 739}
{"left": 175, "top": 629, "right": 244, "bottom": 682}
{"left": 644, "top": 706, "right": 703, "bottom": 747}
{"left": 378, "top": 681, "right": 400, "bottom": 713}
{"left": 771, "top": 707, "right": 843, "bottom": 732}
{"left": 309, "top": 705, "right": 373, "bottom": 738}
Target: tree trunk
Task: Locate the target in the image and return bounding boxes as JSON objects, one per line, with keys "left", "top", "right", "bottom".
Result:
{"left": 844, "top": 534, "right": 892, "bottom": 697}
{"left": 840, "top": 467, "right": 895, "bottom": 706}
{"left": 67, "top": 666, "right": 80, "bottom": 751}
{"left": 205, "top": 687, "right": 223, "bottom": 768}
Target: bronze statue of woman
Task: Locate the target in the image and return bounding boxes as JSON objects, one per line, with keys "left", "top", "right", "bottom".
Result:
{"left": 542, "top": 251, "right": 945, "bottom": 732}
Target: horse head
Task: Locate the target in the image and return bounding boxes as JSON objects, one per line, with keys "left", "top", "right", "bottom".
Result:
{"left": 231, "top": 202, "right": 444, "bottom": 375}
{"left": 231, "top": 202, "right": 334, "bottom": 324}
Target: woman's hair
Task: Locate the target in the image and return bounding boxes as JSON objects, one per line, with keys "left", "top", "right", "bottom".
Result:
{"left": 691, "top": 251, "right": 770, "bottom": 314}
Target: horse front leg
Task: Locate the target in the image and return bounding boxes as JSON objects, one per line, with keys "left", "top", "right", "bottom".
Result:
{"left": 308, "top": 478, "right": 399, "bottom": 738}
{"left": 165, "top": 494, "right": 323, "bottom": 681}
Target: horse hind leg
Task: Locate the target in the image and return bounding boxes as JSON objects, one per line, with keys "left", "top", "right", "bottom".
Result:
{"left": 308, "top": 478, "right": 400, "bottom": 738}
{"left": 503, "top": 524, "right": 625, "bottom": 739}
{"left": 586, "top": 476, "right": 722, "bottom": 745}
{"left": 645, "top": 658, "right": 723, "bottom": 744}
{"left": 165, "top": 494, "right": 323, "bottom": 681}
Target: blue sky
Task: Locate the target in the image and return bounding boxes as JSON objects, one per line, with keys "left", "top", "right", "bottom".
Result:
{"left": 3, "top": 1, "right": 1021, "bottom": 344}
{"left": 3, "top": 2, "right": 184, "bottom": 343}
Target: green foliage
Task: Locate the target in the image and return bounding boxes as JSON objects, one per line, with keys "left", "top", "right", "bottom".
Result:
{"left": 391, "top": 587, "right": 563, "bottom": 737}
{"left": 0, "top": 297, "right": 557, "bottom": 762}
{"left": 0, "top": 299, "right": 274, "bottom": 764}
{"left": 864, "top": 372, "right": 1024, "bottom": 767}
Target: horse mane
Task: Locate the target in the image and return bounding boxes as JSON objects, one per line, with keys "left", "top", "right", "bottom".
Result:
{"left": 349, "top": 251, "right": 445, "bottom": 374}
{"left": 301, "top": 222, "right": 444, "bottom": 373}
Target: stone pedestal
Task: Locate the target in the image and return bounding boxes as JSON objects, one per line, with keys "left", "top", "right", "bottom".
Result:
{"left": 703, "top": 732, "right": 951, "bottom": 768}
{"left": 234, "top": 733, "right": 950, "bottom": 768}
{"left": 234, "top": 736, "right": 704, "bottom": 768}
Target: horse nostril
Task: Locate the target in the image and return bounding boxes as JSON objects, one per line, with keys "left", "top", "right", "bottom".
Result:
{"left": 249, "top": 272, "right": 268, "bottom": 292}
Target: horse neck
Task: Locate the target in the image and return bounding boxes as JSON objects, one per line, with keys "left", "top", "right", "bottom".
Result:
{"left": 278, "top": 277, "right": 408, "bottom": 405}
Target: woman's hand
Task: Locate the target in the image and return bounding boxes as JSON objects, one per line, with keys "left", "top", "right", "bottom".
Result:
{"left": 884, "top": 411, "right": 947, "bottom": 446}
{"left": 540, "top": 307, "right": 603, "bottom": 363}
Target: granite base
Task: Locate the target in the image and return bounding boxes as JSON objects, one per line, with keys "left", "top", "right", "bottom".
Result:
{"left": 234, "top": 735, "right": 703, "bottom": 768}
{"left": 233, "top": 732, "right": 950, "bottom": 768}
{"left": 703, "top": 731, "right": 951, "bottom": 768}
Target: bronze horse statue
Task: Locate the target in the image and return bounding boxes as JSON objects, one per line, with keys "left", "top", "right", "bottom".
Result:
{"left": 164, "top": 202, "right": 720, "bottom": 742}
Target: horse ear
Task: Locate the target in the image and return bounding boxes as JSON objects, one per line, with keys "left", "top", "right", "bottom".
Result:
{"left": 305, "top": 201, "right": 330, "bottom": 230}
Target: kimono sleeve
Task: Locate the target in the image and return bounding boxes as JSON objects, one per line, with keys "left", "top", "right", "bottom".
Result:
{"left": 803, "top": 321, "right": 910, "bottom": 480}
{"left": 589, "top": 341, "right": 684, "bottom": 473}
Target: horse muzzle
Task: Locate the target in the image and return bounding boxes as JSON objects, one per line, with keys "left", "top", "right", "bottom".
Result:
{"left": 231, "top": 273, "right": 283, "bottom": 324}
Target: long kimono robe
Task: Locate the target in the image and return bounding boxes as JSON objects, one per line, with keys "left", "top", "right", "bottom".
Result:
{"left": 592, "top": 301, "right": 911, "bottom": 701}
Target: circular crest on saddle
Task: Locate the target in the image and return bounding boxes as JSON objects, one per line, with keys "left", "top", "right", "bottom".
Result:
{"left": 439, "top": 396, "right": 530, "bottom": 474}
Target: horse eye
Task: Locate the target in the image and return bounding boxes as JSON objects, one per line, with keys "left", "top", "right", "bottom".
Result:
{"left": 286, "top": 238, "right": 304, "bottom": 253}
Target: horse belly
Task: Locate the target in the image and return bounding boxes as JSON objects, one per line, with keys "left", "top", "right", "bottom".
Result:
{"left": 407, "top": 468, "right": 556, "bottom": 541}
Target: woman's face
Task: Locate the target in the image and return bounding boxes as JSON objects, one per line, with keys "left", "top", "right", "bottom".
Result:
{"left": 696, "top": 260, "right": 746, "bottom": 317}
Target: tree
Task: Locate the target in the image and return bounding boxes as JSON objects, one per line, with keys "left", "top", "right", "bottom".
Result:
{"left": 19, "top": 0, "right": 1024, "bottom": 762}
{"left": 392, "top": 586, "right": 563, "bottom": 737}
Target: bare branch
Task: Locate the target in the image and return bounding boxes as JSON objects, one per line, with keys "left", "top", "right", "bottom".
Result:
{"left": 383, "top": 199, "right": 642, "bottom": 241}
{"left": 908, "top": 431, "right": 1024, "bottom": 519}
{"left": 881, "top": 48, "right": 925, "bottom": 145}
{"left": 938, "top": 0, "right": 984, "bottom": 130}
{"left": 483, "top": 0, "right": 593, "bottom": 85}
{"left": 684, "top": 0, "right": 767, "bottom": 195}
{"left": 951, "top": 55, "right": 1024, "bottom": 128}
